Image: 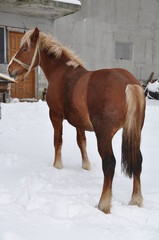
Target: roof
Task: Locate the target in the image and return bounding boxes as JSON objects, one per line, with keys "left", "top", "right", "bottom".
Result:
{"left": 0, "top": 73, "right": 16, "bottom": 83}
{"left": 0, "top": 0, "right": 81, "bottom": 20}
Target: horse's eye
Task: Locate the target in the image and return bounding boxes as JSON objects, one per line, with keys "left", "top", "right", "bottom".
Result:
{"left": 23, "top": 48, "right": 27, "bottom": 52}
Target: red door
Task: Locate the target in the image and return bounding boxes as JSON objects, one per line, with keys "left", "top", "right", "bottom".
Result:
{"left": 9, "top": 31, "right": 35, "bottom": 99}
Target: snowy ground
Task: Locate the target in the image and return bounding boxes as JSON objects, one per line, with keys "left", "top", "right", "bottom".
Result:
{"left": 0, "top": 99, "right": 159, "bottom": 240}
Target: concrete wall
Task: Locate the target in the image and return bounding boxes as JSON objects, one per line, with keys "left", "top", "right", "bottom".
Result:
{"left": 53, "top": 0, "right": 159, "bottom": 82}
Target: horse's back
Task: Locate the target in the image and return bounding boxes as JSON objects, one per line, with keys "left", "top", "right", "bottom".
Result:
{"left": 89, "top": 68, "right": 140, "bottom": 87}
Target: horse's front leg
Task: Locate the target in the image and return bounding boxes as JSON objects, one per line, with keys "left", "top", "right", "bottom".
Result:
{"left": 49, "top": 110, "right": 63, "bottom": 169}
{"left": 76, "top": 128, "right": 91, "bottom": 170}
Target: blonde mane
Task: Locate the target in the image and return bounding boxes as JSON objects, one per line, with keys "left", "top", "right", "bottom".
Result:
{"left": 21, "top": 30, "right": 84, "bottom": 68}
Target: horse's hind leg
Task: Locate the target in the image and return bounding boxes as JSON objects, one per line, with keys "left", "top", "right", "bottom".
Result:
{"left": 96, "top": 131, "right": 116, "bottom": 214}
{"left": 76, "top": 128, "right": 91, "bottom": 170}
{"left": 129, "top": 150, "right": 143, "bottom": 207}
{"left": 49, "top": 110, "right": 63, "bottom": 169}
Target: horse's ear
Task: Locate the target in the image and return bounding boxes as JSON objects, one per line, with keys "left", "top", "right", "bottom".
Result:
{"left": 31, "top": 28, "right": 40, "bottom": 43}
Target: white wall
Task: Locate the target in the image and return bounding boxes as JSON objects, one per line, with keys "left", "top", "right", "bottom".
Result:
{"left": 53, "top": 0, "right": 159, "bottom": 81}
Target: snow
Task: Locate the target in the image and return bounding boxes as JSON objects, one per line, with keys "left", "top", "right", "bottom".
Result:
{"left": 53, "top": 0, "right": 81, "bottom": 6}
{"left": 147, "top": 80, "right": 159, "bottom": 92}
{"left": 0, "top": 98, "right": 159, "bottom": 240}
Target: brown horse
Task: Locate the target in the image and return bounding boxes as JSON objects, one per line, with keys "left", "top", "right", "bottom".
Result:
{"left": 8, "top": 28, "right": 146, "bottom": 214}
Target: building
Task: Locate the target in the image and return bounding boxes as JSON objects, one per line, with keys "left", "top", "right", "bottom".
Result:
{"left": 53, "top": 0, "right": 159, "bottom": 84}
{"left": 1, "top": 0, "right": 159, "bottom": 99}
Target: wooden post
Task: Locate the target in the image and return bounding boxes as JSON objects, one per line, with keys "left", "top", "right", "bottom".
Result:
{"left": 148, "top": 72, "right": 154, "bottom": 84}
{"left": 0, "top": 102, "right": 1, "bottom": 119}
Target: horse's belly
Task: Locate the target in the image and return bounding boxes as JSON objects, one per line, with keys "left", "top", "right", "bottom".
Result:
{"left": 66, "top": 97, "right": 94, "bottom": 131}
{"left": 67, "top": 111, "right": 94, "bottom": 131}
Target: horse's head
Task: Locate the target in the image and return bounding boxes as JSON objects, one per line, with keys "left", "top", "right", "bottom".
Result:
{"left": 8, "top": 28, "right": 40, "bottom": 81}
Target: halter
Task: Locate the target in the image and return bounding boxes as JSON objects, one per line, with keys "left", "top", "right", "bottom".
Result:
{"left": 10, "top": 39, "right": 40, "bottom": 80}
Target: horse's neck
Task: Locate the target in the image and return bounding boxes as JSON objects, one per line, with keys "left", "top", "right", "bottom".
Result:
{"left": 39, "top": 51, "right": 87, "bottom": 84}
{"left": 39, "top": 52, "right": 60, "bottom": 81}
{"left": 39, "top": 52, "right": 71, "bottom": 83}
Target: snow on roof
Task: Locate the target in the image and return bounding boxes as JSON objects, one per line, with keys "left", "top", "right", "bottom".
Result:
{"left": 0, "top": 73, "right": 16, "bottom": 82}
{"left": 53, "top": 0, "right": 81, "bottom": 5}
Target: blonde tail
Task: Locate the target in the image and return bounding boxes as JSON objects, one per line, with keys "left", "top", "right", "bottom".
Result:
{"left": 122, "top": 84, "right": 145, "bottom": 178}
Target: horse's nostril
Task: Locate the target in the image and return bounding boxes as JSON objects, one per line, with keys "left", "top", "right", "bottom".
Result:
{"left": 8, "top": 70, "right": 18, "bottom": 79}
{"left": 8, "top": 70, "right": 12, "bottom": 77}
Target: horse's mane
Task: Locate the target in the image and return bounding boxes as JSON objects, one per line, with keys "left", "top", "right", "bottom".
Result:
{"left": 21, "top": 30, "right": 84, "bottom": 69}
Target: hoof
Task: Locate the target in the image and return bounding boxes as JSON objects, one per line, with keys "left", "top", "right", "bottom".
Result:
{"left": 53, "top": 161, "right": 63, "bottom": 169}
{"left": 98, "top": 202, "right": 111, "bottom": 214}
{"left": 129, "top": 195, "right": 143, "bottom": 207}
{"left": 82, "top": 161, "right": 91, "bottom": 171}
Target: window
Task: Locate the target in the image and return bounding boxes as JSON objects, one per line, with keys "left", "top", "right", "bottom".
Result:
{"left": 0, "top": 27, "right": 5, "bottom": 64}
{"left": 115, "top": 42, "right": 133, "bottom": 60}
{"left": 0, "top": 27, "right": 7, "bottom": 64}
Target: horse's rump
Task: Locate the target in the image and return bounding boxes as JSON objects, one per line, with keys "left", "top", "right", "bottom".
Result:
{"left": 87, "top": 69, "right": 135, "bottom": 132}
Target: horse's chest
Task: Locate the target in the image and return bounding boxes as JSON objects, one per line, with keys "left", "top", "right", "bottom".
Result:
{"left": 46, "top": 82, "right": 64, "bottom": 114}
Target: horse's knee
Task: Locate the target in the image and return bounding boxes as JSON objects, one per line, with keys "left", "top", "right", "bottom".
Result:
{"left": 54, "top": 132, "right": 62, "bottom": 146}
{"left": 77, "top": 130, "right": 86, "bottom": 147}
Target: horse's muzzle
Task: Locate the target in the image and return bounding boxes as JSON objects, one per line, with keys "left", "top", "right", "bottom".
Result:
{"left": 8, "top": 69, "right": 18, "bottom": 79}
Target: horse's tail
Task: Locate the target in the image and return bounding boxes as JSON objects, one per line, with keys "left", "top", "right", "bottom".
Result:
{"left": 122, "top": 84, "right": 145, "bottom": 178}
